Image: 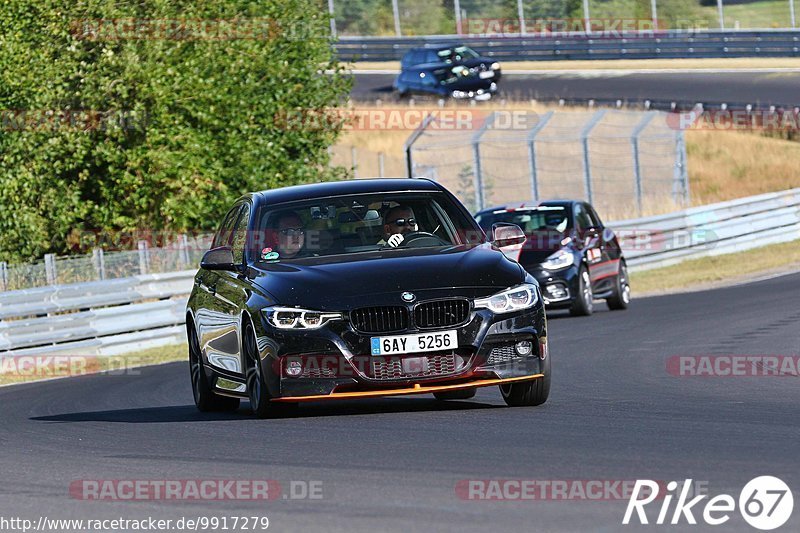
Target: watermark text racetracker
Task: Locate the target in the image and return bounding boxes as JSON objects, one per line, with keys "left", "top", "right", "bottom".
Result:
{"left": 0, "top": 516, "right": 269, "bottom": 532}
{"left": 69, "top": 479, "right": 323, "bottom": 501}
{"left": 667, "top": 355, "right": 800, "bottom": 377}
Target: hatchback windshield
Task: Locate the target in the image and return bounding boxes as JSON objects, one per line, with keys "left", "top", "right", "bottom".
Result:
{"left": 436, "top": 46, "right": 480, "bottom": 62}
{"left": 251, "top": 192, "right": 482, "bottom": 262}
{"left": 475, "top": 206, "right": 571, "bottom": 234}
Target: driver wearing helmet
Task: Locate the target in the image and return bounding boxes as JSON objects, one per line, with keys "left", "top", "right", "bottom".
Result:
{"left": 379, "top": 205, "right": 419, "bottom": 248}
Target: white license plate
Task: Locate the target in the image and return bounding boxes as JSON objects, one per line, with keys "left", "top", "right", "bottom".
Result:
{"left": 371, "top": 330, "right": 458, "bottom": 356}
{"left": 479, "top": 70, "right": 495, "bottom": 79}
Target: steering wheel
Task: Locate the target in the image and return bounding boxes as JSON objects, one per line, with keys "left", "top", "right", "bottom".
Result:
{"left": 398, "top": 231, "right": 446, "bottom": 248}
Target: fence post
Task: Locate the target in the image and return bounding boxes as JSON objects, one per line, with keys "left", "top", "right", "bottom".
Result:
{"left": 92, "top": 248, "right": 106, "bottom": 280}
{"left": 674, "top": 130, "right": 690, "bottom": 206}
{"left": 791, "top": 0, "right": 797, "bottom": 28}
{"left": 454, "top": 0, "right": 462, "bottom": 34}
{"left": 631, "top": 112, "right": 657, "bottom": 217}
{"left": 138, "top": 240, "right": 150, "bottom": 275}
{"left": 0, "top": 261, "right": 7, "bottom": 291}
{"left": 526, "top": 111, "right": 554, "bottom": 202}
{"left": 327, "top": 0, "right": 337, "bottom": 38}
{"left": 403, "top": 113, "right": 435, "bottom": 178}
{"left": 391, "top": 0, "right": 401, "bottom": 37}
{"left": 472, "top": 112, "right": 497, "bottom": 211}
{"left": 582, "top": 0, "right": 591, "bottom": 34}
{"left": 717, "top": 0, "right": 725, "bottom": 29}
{"left": 378, "top": 152, "right": 385, "bottom": 177}
{"left": 580, "top": 109, "right": 607, "bottom": 204}
{"left": 351, "top": 146, "right": 358, "bottom": 178}
{"left": 44, "top": 254, "right": 57, "bottom": 285}
{"left": 517, "top": 0, "right": 526, "bottom": 34}
{"left": 179, "top": 234, "right": 191, "bottom": 268}
{"left": 650, "top": 0, "right": 658, "bottom": 28}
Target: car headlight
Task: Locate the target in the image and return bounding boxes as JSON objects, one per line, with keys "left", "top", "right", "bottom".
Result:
{"left": 474, "top": 284, "right": 539, "bottom": 314}
{"left": 265, "top": 307, "right": 343, "bottom": 329}
{"left": 541, "top": 249, "right": 574, "bottom": 271}
{"left": 491, "top": 62, "right": 500, "bottom": 71}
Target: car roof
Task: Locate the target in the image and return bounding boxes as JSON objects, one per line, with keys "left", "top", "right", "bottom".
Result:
{"left": 476, "top": 200, "right": 580, "bottom": 215}
{"left": 408, "top": 43, "right": 467, "bottom": 52}
{"left": 256, "top": 178, "right": 443, "bottom": 206}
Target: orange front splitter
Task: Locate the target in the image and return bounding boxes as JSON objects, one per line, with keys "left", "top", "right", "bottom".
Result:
{"left": 272, "top": 373, "right": 545, "bottom": 402}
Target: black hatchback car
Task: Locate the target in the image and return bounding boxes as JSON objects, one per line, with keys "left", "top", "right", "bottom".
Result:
{"left": 400, "top": 44, "right": 501, "bottom": 82}
{"left": 475, "top": 201, "right": 630, "bottom": 316}
{"left": 187, "top": 179, "right": 550, "bottom": 417}
{"left": 394, "top": 63, "right": 497, "bottom": 100}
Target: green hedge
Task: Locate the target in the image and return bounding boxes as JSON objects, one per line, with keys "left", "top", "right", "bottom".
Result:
{"left": 0, "top": 0, "right": 351, "bottom": 263}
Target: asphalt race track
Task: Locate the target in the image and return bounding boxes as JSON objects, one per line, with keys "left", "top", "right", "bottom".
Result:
{"left": 352, "top": 71, "right": 800, "bottom": 108}
{"left": 1, "top": 272, "right": 798, "bottom": 532}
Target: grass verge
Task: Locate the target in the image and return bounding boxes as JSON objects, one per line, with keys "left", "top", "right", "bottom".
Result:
{"left": 0, "top": 343, "right": 187, "bottom": 386}
{"left": 630, "top": 239, "right": 800, "bottom": 295}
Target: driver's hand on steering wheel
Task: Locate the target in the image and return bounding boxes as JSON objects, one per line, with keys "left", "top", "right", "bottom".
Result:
{"left": 387, "top": 234, "right": 404, "bottom": 248}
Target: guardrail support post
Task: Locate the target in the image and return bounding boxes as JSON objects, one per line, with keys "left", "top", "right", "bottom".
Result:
{"left": 138, "top": 240, "right": 150, "bottom": 275}
{"left": 472, "top": 112, "right": 497, "bottom": 212}
{"left": 0, "top": 261, "right": 7, "bottom": 291}
{"left": 44, "top": 254, "right": 57, "bottom": 285}
{"left": 580, "top": 109, "right": 607, "bottom": 204}
{"left": 527, "top": 110, "right": 554, "bottom": 202}
{"left": 631, "top": 112, "right": 657, "bottom": 217}
{"left": 92, "top": 248, "right": 106, "bottom": 281}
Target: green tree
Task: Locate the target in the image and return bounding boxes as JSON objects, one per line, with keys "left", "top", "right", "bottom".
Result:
{"left": 0, "top": 0, "right": 352, "bottom": 262}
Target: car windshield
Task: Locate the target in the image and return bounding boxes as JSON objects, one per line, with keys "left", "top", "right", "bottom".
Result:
{"left": 475, "top": 206, "right": 572, "bottom": 234}
{"left": 436, "top": 46, "right": 479, "bottom": 62}
{"left": 251, "top": 192, "right": 483, "bottom": 263}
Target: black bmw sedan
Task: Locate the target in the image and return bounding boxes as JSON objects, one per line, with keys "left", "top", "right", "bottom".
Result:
{"left": 187, "top": 179, "right": 550, "bottom": 417}
{"left": 475, "top": 200, "right": 630, "bottom": 316}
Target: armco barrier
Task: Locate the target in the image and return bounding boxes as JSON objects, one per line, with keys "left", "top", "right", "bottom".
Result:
{"left": 0, "top": 188, "right": 798, "bottom": 357}
{"left": 335, "top": 30, "right": 800, "bottom": 62}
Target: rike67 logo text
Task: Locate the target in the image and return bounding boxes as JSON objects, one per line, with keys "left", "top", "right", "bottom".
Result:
{"left": 623, "top": 477, "right": 793, "bottom": 530}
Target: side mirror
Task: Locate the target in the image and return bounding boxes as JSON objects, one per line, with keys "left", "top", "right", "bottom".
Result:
{"left": 492, "top": 223, "right": 526, "bottom": 248}
{"left": 200, "top": 247, "right": 237, "bottom": 271}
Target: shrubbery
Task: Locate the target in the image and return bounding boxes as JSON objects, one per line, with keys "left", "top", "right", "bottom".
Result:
{"left": 0, "top": 0, "right": 351, "bottom": 262}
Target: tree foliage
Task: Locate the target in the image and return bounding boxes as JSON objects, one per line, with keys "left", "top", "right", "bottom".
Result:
{"left": 0, "top": 0, "right": 351, "bottom": 262}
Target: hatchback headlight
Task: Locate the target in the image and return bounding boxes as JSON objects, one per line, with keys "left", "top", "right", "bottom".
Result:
{"left": 541, "top": 249, "right": 574, "bottom": 271}
{"left": 491, "top": 62, "right": 500, "bottom": 71}
{"left": 474, "top": 284, "right": 539, "bottom": 314}
{"left": 265, "top": 307, "right": 343, "bottom": 329}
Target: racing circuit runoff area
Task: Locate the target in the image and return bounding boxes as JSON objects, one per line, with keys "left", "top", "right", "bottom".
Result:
{"left": 1, "top": 269, "right": 798, "bottom": 531}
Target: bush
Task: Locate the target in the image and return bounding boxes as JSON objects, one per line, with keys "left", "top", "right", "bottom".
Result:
{"left": 0, "top": 0, "right": 352, "bottom": 262}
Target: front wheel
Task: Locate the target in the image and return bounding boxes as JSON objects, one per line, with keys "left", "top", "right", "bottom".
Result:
{"left": 244, "top": 324, "right": 297, "bottom": 418}
{"left": 606, "top": 261, "right": 631, "bottom": 310}
{"left": 569, "top": 266, "right": 594, "bottom": 316}
{"left": 189, "top": 323, "right": 240, "bottom": 413}
{"left": 499, "top": 356, "right": 550, "bottom": 407}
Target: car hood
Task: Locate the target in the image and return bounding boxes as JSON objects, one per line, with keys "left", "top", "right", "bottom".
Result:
{"left": 251, "top": 244, "right": 525, "bottom": 310}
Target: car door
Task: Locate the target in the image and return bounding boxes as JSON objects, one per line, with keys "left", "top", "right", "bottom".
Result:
{"left": 195, "top": 204, "right": 242, "bottom": 374}
{"left": 209, "top": 202, "right": 255, "bottom": 377}
{"left": 574, "top": 203, "right": 604, "bottom": 284}
{"left": 587, "top": 203, "right": 623, "bottom": 284}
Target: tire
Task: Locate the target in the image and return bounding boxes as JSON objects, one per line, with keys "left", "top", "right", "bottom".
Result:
{"left": 569, "top": 265, "right": 594, "bottom": 316}
{"left": 607, "top": 261, "right": 631, "bottom": 310}
{"left": 188, "top": 322, "right": 240, "bottom": 413}
{"left": 433, "top": 388, "right": 477, "bottom": 401}
{"left": 499, "top": 355, "right": 550, "bottom": 407}
{"left": 244, "top": 323, "right": 297, "bottom": 418}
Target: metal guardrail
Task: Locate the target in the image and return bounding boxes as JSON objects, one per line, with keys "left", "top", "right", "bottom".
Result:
{"left": 0, "top": 188, "right": 798, "bottom": 356}
{"left": 610, "top": 188, "right": 800, "bottom": 270}
{"left": 335, "top": 30, "right": 800, "bottom": 62}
